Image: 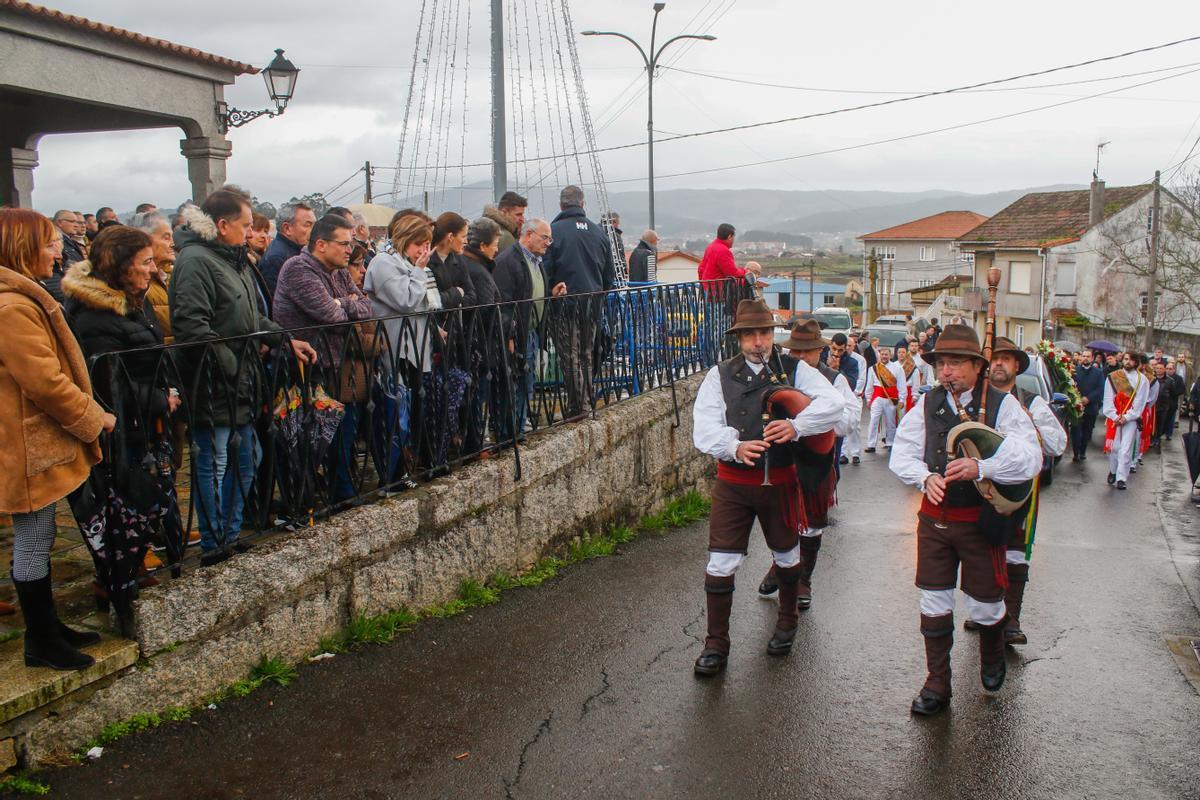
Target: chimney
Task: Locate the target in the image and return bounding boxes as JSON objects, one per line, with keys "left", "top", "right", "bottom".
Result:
{"left": 1089, "top": 177, "right": 1106, "bottom": 227}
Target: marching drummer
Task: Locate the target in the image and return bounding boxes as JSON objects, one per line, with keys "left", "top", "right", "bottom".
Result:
{"left": 691, "top": 299, "right": 841, "bottom": 676}
{"left": 887, "top": 324, "right": 1041, "bottom": 715}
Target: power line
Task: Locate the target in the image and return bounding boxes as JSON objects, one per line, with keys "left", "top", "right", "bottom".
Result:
{"left": 408, "top": 35, "right": 1200, "bottom": 171}
{"left": 660, "top": 59, "right": 1200, "bottom": 95}
{"left": 602, "top": 65, "right": 1200, "bottom": 185}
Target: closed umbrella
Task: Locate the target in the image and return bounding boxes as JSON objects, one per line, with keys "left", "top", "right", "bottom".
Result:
{"left": 1086, "top": 339, "right": 1120, "bottom": 354}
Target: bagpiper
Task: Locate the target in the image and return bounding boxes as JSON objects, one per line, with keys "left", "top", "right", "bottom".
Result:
{"left": 963, "top": 337, "right": 1067, "bottom": 646}
{"left": 757, "top": 320, "right": 861, "bottom": 610}
{"left": 691, "top": 300, "right": 842, "bottom": 675}
{"left": 888, "top": 324, "right": 1041, "bottom": 715}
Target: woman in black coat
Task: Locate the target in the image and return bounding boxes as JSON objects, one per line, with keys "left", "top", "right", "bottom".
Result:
{"left": 459, "top": 217, "right": 509, "bottom": 455}
{"left": 63, "top": 227, "right": 182, "bottom": 462}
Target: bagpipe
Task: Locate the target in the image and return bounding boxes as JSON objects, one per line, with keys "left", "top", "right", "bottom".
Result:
{"left": 756, "top": 347, "right": 836, "bottom": 487}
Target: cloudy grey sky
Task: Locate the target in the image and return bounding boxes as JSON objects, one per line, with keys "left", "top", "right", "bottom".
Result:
{"left": 28, "top": 0, "right": 1200, "bottom": 215}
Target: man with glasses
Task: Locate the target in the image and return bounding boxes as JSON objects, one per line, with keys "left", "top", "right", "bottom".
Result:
{"left": 273, "top": 214, "right": 372, "bottom": 503}
{"left": 495, "top": 218, "right": 554, "bottom": 437}
{"left": 52, "top": 210, "right": 86, "bottom": 267}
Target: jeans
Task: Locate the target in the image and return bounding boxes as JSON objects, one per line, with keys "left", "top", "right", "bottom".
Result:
{"left": 330, "top": 404, "right": 361, "bottom": 502}
{"left": 193, "top": 424, "right": 255, "bottom": 553}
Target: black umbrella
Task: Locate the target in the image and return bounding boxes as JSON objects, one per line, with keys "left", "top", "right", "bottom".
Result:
{"left": 1086, "top": 339, "right": 1120, "bottom": 354}
{"left": 1183, "top": 417, "right": 1200, "bottom": 485}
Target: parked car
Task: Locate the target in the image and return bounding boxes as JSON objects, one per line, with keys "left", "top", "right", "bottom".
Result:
{"left": 1016, "top": 354, "right": 1070, "bottom": 486}
{"left": 864, "top": 325, "right": 910, "bottom": 350}
{"left": 873, "top": 315, "right": 909, "bottom": 328}
{"left": 810, "top": 306, "right": 853, "bottom": 339}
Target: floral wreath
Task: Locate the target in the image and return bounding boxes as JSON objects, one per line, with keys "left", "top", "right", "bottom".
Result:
{"left": 1034, "top": 340, "right": 1084, "bottom": 423}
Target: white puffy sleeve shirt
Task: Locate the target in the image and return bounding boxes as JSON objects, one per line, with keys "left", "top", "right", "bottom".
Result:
{"left": 889, "top": 389, "right": 1043, "bottom": 492}
{"left": 1028, "top": 395, "right": 1068, "bottom": 458}
{"left": 693, "top": 360, "right": 844, "bottom": 462}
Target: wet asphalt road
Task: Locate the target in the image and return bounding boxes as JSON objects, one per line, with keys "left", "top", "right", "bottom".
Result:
{"left": 45, "top": 434, "right": 1200, "bottom": 800}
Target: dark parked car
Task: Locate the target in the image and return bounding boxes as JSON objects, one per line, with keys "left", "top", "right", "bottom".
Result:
{"left": 1016, "top": 354, "right": 1070, "bottom": 486}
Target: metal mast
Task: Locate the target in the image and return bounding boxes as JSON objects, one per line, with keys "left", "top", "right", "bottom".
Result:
{"left": 491, "top": 0, "right": 507, "bottom": 197}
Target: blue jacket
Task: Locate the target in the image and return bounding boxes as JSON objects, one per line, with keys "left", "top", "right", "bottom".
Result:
{"left": 259, "top": 234, "right": 303, "bottom": 298}
{"left": 1073, "top": 363, "right": 1104, "bottom": 411}
{"left": 543, "top": 206, "right": 615, "bottom": 296}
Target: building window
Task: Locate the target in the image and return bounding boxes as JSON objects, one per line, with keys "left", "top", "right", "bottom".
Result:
{"left": 823, "top": 294, "right": 837, "bottom": 306}
{"left": 1055, "top": 260, "right": 1076, "bottom": 295}
{"left": 1009, "top": 261, "right": 1031, "bottom": 294}
{"left": 778, "top": 292, "right": 791, "bottom": 311}
{"left": 1139, "top": 292, "right": 1148, "bottom": 320}
{"left": 919, "top": 246, "right": 936, "bottom": 262}
{"left": 873, "top": 246, "right": 896, "bottom": 261}
{"left": 1015, "top": 324, "right": 1025, "bottom": 347}
{"left": 959, "top": 252, "right": 975, "bottom": 265}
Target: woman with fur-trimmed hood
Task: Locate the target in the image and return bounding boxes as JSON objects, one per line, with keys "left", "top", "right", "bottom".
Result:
{"left": 62, "top": 226, "right": 180, "bottom": 453}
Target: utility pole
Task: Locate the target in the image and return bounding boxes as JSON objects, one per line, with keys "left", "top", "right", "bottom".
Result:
{"left": 886, "top": 260, "right": 894, "bottom": 314}
{"left": 363, "top": 160, "right": 373, "bottom": 204}
{"left": 490, "top": 0, "right": 507, "bottom": 198}
{"left": 790, "top": 270, "right": 797, "bottom": 318}
{"left": 807, "top": 258, "right": 815, "bottom": 313}
{"left": 868, "top": 248, "right": 879, "bottom": 324}
{"left": 582, "top": 5, "right": 716, "bottom": 230}
{"left": 1142, "top": 170, "right": 1161, "bottom": 351}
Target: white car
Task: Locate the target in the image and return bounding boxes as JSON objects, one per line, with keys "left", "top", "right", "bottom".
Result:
{"left": 809, "top": 307, "right": 853, "bottom": 340}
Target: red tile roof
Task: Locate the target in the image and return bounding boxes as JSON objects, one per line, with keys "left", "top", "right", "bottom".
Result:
{"left": 657, "top": 249, "right": 702, "bottom": 263}
{"left": 1, "top": 1, "right": 257, "bottom": 74}
{"left": 859, "top": 211, "right": 990, "bottom": 241}
{"left": 957, "top": 185, "right": 1151, "bottom": 249}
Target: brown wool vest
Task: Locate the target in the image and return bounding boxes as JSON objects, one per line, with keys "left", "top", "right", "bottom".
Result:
{"left": 923, "top": 383, "right": 1005, "bottom": 508}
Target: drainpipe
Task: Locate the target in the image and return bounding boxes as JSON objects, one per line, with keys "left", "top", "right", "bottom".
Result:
{"left": 1038, "top": 248, "right": 1047, "bottom": 342}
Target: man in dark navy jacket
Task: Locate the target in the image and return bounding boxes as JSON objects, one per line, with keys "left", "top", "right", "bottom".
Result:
{"left": 543, "top": 185, "right": 614, "bottom": 419}
{"left": 1071, "top": 350, "right": 1105, "bottom": 461}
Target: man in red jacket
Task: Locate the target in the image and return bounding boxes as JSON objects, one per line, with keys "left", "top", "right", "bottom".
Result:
{"left": 698, "top": 223, "right": 760, "bottom": 288}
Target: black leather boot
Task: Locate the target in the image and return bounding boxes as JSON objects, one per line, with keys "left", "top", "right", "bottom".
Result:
{"left": 15, "top": 575, "right": 94, "bottom": 671}
{"left": 696, "top": 575, "right": 734, "bottom": 676}
{"left": 1004, "top": 564, "right": 1029, "bottom": 646}
{"left": 979, "top": 616, "right": 1009, "bottom": 692}
{"left": 757, "top": 564, "right": 778, "bottom": 597}
{"left": 29, "top": 566, "right": 100, "bottom": 649}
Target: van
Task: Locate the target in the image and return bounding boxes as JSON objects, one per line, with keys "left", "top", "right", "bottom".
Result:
{"left": 809, "top": 306, "right": 853, "bottom": 339}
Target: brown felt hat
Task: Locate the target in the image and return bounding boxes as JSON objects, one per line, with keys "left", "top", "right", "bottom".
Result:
{"left": 725, "top": 298, "right": 783, "bottom": 335}
{"left": 926, "top": 323, "right": 987, "bottom": 365}
{"left": 781, "top": 319, "right": 828, "bottom": 351}
{"left": 990, "top": 336, "right": 1030, "bottom": 373}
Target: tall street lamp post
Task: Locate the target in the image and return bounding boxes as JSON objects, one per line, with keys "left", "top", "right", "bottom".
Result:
{"left": 582, "top": 4, "right": 715, "bottom": 230}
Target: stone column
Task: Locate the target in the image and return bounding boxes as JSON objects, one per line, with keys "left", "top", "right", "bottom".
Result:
{"left": 180, "top": 136, "right": 233, "bottom": 203}
{"left": 0, "top": 147, "right": 39, "bottom": 208}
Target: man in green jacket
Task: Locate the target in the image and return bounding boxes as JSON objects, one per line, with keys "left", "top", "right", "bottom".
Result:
{"left": 169, "top": 186, "right": 316, "bottom": 566}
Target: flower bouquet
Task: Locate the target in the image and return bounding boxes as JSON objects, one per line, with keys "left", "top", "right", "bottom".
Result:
{"left": 1034, "top": 340, "right": 1084, "bottom": 423}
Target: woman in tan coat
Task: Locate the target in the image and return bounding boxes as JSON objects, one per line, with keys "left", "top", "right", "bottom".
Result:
{"left": 0, "top": 208, "right": 115, "bottom": 671}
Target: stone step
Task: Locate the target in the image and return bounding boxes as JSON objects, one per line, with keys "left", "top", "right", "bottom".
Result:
{"left": 0, "top": 635, "right": 138, "bottom": 726}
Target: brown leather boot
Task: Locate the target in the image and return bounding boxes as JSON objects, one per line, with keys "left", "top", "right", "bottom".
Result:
{"left": 696, "top": 575, "right": 734, "bottom": 675}
{"left": 1004, "top": 564, "right": 1029, "bottom": 645}
{"left": 912, "top": 614, "right": 953, "bottom": 715}
{"left": 979, "top": 615, "right": 1010, "bottom": 692}
{"left": 797, "top": 535, "right": 822, "bottom": 610}
{"left": 768, "top": 564, "right": 805, "bottom": 655}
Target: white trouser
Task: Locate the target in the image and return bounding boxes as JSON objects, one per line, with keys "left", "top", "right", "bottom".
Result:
{"left": 844, "top": 398, "right": 863, "bottom": 457}
{"left": 1107, "top": 419, "right": 1139, "bottom": 482}
{"left": 867, "top": 397, "right": 897, "bottom": 448}
{"left": 920, "top": 588, "right": 1006, "bottom": 625}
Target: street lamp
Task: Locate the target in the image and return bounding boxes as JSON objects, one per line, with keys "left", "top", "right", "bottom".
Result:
{"left": 217, "top": 49, "right": 301, "bottom": 134}
{"left": 582, "top": 4, "right": 715, "bottom": 230}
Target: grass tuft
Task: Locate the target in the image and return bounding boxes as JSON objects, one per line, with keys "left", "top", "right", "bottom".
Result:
{"left": 0, "top": 630, "right": 21, "bottom": 645}
{"left": 343, "top": 609, "right": 419, "bottom": 647}
{"left": 86, "top": 706, "right": 192, "bottom": 749}
{"left": 0, "top": 775, "right": 50, "bottom": 796}
{"left": 249, "top": 655, "right": 298, "bottom": 688}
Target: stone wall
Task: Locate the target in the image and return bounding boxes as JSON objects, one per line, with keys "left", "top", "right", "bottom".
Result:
{"left": 19, "top": 374, "right": 711, "bottom": 766}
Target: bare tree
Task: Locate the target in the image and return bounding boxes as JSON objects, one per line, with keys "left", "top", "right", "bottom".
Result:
{"left": 1096, "top": 169, "right": 1200, "bottom": 337}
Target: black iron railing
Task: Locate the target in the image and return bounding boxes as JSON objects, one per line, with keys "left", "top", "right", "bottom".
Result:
{"left": 76, "top": 278, "right": 753, "bottom": 613}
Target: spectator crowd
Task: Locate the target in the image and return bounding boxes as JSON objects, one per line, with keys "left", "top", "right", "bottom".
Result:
{"left": 0, "top": 182, "right": 682, "bottom": 671}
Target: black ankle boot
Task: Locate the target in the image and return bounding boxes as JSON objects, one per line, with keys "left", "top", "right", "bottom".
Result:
{"left": 14, "top": 575, "right": 94, "bottom": 671}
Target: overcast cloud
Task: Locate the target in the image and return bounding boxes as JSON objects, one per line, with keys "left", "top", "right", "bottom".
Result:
{"left": 26, "top": 0, "right": 1200, "bottom": 215}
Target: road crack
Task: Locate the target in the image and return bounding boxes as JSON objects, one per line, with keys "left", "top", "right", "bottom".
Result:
{"left": 683, "top": 607, "right": 706, "bottom": 645}
{"left": 503, "top": 713, "right": 553, "bottom": 800}
{"left": 579, "top": 668, "right": 612, "bottom": 721}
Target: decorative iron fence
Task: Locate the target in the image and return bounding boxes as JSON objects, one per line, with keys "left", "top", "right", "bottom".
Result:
{"left": 77, "top": 279, "right": 754, "bottom": 602}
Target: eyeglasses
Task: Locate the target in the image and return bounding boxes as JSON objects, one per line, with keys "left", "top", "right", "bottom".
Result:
{"left": 537, "top": 233, "right": 553, "bottom": 243}
{"left": 325, "top": 239, "right": 354, "bottom": 249}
